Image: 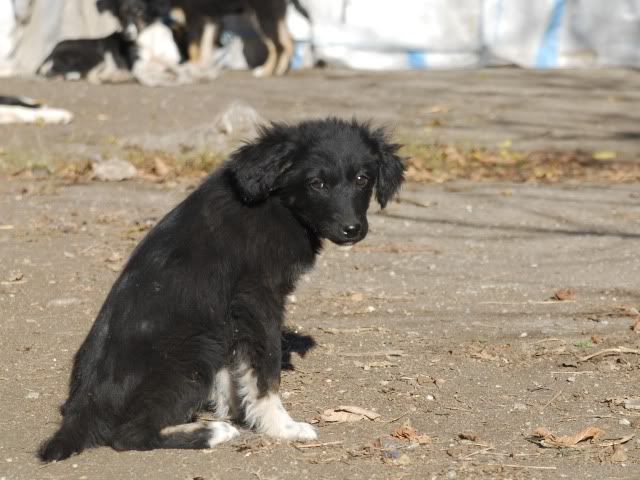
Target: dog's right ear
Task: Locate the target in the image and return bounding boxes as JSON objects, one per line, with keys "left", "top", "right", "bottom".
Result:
{"left": 226, "top": 124, "right": 297, "bottom": 204}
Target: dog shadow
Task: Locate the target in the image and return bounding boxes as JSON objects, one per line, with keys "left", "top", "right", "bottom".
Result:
{"left": 281, "top": 328, "right": 316, "bottom": 371}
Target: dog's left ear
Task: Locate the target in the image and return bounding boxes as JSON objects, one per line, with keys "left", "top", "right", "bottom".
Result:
{"left": 362, "top": 126, "right": 405, "bottom": 208}
{"left": 226, "top": 123, "right": 297, "bottom": 204}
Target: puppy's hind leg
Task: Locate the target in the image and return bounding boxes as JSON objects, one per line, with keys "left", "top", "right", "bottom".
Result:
{"left": 111, "top": 362, "right": 238, "bottom": 451}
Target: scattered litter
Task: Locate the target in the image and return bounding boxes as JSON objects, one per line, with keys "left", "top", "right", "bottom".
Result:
{"left": 25, "top": 391, "right": 40, "bottom": 399}
{"left": 530, "top": 426, "right": 603, "bottom": 448}
{"left": 551, "top": 288, "right": 576, "bottom": 301}
{"left": 92, "top": 158, "right": 137, "bottom": 182}
{"left": 619, "top": 419, "right": 631, "bottom": 426}
{"left": 318, "top": 405, "right": 380, "bottom": 423}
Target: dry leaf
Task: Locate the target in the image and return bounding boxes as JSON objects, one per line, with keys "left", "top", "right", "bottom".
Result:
{"left": 471, "top": 349, "right": 498, "bottom": 361}
{"left": 391, "top": 424, "right": 431, "bottom": 445}
{"left": 319, "top": 405, "right": 380, "bottom": 423}
{"left": 610, "top": 445, "right": 627, "bottom": 463}
{"left": 153, "top": 157, "right": 170, "bottom": 177}
{"left": 532, "top": 426, "right": 603, "bottom": 448}
{"left": 552, "top": 288, "right": 576, "bottom": 301}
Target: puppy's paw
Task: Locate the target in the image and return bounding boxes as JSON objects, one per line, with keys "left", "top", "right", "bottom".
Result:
{"left": 207, "top": 421, "right": 240, "bottom": 447}
{"left": 274, "top": 420, "right": 317, "bottom": 441}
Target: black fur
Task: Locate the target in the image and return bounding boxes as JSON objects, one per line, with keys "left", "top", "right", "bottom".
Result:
{"left": 38, "top": 118, "right": 404, "bottom": 462}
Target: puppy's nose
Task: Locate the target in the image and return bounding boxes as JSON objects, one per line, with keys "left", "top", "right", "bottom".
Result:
{"left": 342, "top": 223, "right": 361, "bottom": 239}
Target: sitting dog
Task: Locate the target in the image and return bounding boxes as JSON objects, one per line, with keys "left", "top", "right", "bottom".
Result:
{"left": 38, "top": 118, "right": 404, "bottom": 461}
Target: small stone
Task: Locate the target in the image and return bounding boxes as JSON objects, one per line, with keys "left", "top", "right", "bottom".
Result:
{"left": 426, "top": 394, "right": 435, "bottom": 401}
{"left": 619, "top": 418, "right": 631, "bottom": 426}
{"left": 92, "top": 158, "right": 137, "bottom": 181}
{"left": 567, "top": 376, "right": 576, "bottom": 383}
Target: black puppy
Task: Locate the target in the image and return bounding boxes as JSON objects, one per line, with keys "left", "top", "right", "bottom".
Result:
{"left": 38, "top": 118, "right": 404, "bottom": 461}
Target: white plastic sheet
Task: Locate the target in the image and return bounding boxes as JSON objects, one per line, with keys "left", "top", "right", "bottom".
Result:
{"left": 289, "top": 0, "right": 640, "bottom": 69}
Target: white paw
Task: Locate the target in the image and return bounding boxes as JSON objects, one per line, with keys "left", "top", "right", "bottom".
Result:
{"left": 207, "top": 421, "right": 240, "bottom": 447}
{"left": 271, "top": 420, "right": 318, "bottom": 441}
{"left": 252, "top": 66, "right": 271, "bottom": 78}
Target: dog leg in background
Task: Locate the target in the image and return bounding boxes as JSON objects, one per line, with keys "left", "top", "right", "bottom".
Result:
{"left": 198, "top": 21, "right": 218, "bottom": 65}
{"left": 236, "top": 362, "right": 316, "bottom": 440}
{"left": 274, "top": 19, "right": 294, "bottom": 76}
{"left": 249, "top": 11, "right": 278, "bottom": 77}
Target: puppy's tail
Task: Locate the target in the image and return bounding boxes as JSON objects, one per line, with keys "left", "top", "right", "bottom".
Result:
{"left": 38, "top": 411, "right": 89, "bottom": 462}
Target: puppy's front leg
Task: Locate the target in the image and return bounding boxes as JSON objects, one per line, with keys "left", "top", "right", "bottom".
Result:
{"left": 236, "top": 361, "right": 317, "bottom": 441}
{"left": 230, "top": 299, "right": 316, "bottom": 441}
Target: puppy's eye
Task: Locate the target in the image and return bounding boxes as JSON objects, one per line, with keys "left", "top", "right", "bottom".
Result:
{"left": 308, "top": 178, "right": 326, "bottom": 191}
{"left": 355, "top": 175, "right": 369, "bottom": 187}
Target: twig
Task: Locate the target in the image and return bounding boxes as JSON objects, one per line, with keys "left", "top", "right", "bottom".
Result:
{"left": 532, "top": 338, "right": 564, "bottom": 344}
{"left": 578, "top": 346, "right": 640, "bottom": 362}
{"left": 551, "top": 371, "right": 593, "bottom": 375}
{"left": 541, "top": 389, "right": 564, "bottom": 412}
{"left": 463, "top": 447, "right": 494, "bottom": 460}
{"left": 293, "top": 441, "right": 344, "bottom": 450}
{"left": 599, "top": 434, "right": 635, "bottom": 447}
{"left": 483, "top": 463, "right": 556, "bottom": 470}
{"left": 386, "top": 411, "right": 411, "bottom": 424}
{"left": 338, "top": 350, "right": 405, "bottom": 357}
{"left": 444, "top": 405, "right": 474, "bottom": 413}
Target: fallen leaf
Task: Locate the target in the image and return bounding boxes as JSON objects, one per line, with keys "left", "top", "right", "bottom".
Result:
{"left": 471, "top": 349, "right": 498, "bottom": 361}
{"left": 153, "top": 157, "right": 170, "bottom": 177}
{"left": 610, "top": 445, "right": 627, "bottom": 463}
{"left": 552, "top": 288, "right": 576, "bottom": 301}
{"left": 531, "top": 426, "right": 603, "bottom": 448}
{"left": 592, "top": 151, "right": 617, "bottom": 160}
{"left": 590, "top": 335, "right": 604, "bottom": 344}
{"left": 391, "top": 423, "right": 431, "bottom": 445}
{"left": 319, "top": 405, "right": 380, "bottom": 423}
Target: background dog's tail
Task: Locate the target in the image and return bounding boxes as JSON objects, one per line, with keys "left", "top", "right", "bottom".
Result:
{"left": 38, "top": 412, "right": 89, "bottom": 462}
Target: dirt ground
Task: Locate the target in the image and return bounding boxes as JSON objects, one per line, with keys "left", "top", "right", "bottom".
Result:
{"left": 1, "top": 69, "right": 640, "bottom": 479}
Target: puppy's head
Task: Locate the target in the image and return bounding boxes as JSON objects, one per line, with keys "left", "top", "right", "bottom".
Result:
{"left": 227, "top": 118, "right": 405, "bottom": 245}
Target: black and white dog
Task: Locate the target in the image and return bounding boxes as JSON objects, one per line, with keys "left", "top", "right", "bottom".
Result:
{"left": 38, "top": 118, "right": 404, "bottom": 461}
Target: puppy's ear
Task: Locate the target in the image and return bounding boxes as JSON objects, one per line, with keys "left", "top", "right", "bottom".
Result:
{"left": 227, "top": 123, "right": 297, "bottom": 204}
{"left": 361, "top": 125, "right": 405, "bottom": 208}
